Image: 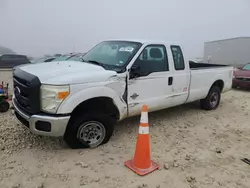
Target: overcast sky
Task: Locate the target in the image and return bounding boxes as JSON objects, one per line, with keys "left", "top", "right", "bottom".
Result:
{"left": 0, "top": 0, "right": 250, "bottom": 59}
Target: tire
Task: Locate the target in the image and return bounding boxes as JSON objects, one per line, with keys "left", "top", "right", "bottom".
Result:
{"left": 64, "top": 112, "right": 116, "bottom": 149}
{"left": 0, "top": 101, "right": 10, "bottom": 113}
{"left": 200, "top": 86, "right": 221, "bottom": 110}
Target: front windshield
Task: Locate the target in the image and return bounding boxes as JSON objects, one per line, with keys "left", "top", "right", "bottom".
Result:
{"left": 83, "top": 41, "right": 142, "bottom": 70}
{"left": 242, "top": 63, "right": 250, "bottom": 70}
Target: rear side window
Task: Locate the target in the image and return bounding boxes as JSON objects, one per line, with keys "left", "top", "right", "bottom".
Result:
{"left": 170, "top": 45, "right": 185, "bottom": 70}
{"left": 0, "top": 55, "right": 15, "bottom": 61}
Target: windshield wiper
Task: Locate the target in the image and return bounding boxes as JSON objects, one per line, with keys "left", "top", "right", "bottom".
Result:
{"left": 81, "top": 59, "right": 106, "bottom": 69}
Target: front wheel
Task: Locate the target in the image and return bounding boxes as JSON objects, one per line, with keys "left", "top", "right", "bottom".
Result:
{"left": 64, "top": 112, "right": 116, "bottom": 149}
{"left": 200, "top": 86, "right": 221, "bottom": 110}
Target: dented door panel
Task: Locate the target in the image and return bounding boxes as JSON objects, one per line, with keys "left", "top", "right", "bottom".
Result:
{"left": 127, "top": 72, "right": 173, "bottom": 117}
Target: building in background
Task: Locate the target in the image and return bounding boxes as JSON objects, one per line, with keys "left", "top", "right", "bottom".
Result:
{"left": 203, "top": 37, "right": 250, "bottom": 67}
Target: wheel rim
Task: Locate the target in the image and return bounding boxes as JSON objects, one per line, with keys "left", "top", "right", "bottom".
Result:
{"left": 77, "top": 121, "right": 106, "bottom": 148}
{"left": 210, "top": 92, "right": 218, "bottom": 108}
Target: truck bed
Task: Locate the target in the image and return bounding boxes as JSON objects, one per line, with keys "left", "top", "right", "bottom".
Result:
{"left": 186, "top": 61, "right": 233, "bottom": 104}
{"left": 189, "top": 61, "right": 230, "bottom": 70}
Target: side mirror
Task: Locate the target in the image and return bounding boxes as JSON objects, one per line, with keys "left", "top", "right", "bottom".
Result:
{"left": 129, "top": 64, "right": 140, "bottom": 79}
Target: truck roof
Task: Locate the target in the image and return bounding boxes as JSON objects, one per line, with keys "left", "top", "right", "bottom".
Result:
{"left": 104, "top": 39, "right": 181, "bottom": 46}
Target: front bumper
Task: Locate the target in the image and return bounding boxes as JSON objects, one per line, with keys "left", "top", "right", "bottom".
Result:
{"left": 13, "top": 98, "right": 70, "bottom": 137}
{"left": 233, "top": 78, "right": 250, "bottom": 89}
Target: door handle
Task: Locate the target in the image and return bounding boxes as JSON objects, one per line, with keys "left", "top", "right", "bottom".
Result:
{"left": 130, "top": 93, "right": 139, "bottom": 99}
{"left": 168, "top": 77, "right": 173, "bottom": 85}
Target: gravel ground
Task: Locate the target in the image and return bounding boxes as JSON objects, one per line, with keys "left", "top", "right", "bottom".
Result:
{"left": 0, "top": 89, "right": 250, "bottom": 188}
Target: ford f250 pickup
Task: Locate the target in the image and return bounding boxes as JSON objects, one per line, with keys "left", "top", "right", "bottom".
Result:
{"left": 12, "top": 39, "right": 233, "bottom": 149}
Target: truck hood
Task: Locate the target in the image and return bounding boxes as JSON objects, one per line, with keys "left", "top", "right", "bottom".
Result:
{"left": 19, "top": 61, "right": 117, "bottom": 84}
{"left": 234, "top": 68, "right": 250, "bottom": 78}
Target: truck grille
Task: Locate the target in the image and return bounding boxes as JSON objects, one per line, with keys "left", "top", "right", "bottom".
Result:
{"left": 236, "top": 77, "right": 250, "bottom": 82}
{"left": 13, "top": 67, "right": 41, "bottom": 114}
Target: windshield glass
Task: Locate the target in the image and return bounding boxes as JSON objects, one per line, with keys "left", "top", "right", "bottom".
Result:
{"left": 82, "top": 41, "right": 142, "bottom": 71}
{"left": 52, "top": 55, "right": 71, "bottom": 61}
{"left": 242, "top": 63, "right": 250, "bottom": 70}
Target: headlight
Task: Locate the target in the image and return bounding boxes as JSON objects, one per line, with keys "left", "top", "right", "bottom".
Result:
{"left": 40, "top": 84, "right": 70, "bottom": 113}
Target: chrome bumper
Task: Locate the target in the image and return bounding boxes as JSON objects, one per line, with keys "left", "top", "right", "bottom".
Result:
{"left": 12, "top": 98, "right": 70, "bottom": 137}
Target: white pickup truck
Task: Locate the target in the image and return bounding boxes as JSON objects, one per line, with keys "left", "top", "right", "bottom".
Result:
{"left": 12, "top": 39, "right": 233, "bottom": 149}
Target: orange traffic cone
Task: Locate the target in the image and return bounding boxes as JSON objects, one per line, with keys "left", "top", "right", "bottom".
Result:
{"left": 124, "top": 104, "right": 160, "bottom": 176}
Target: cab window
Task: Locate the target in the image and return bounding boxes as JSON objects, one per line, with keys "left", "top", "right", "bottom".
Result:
{"left": 132, "top": 45, "right": 169, "bottom": 77}
{"left": 170, "top": 45, "right": 185, "bottom": 70}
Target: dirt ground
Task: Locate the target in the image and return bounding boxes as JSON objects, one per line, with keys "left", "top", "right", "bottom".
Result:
{"left": 0, "top": 89, "right": 250, "bottom": 188}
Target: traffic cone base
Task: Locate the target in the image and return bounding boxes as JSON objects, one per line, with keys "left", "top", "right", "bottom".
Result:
{"left": 124, "top": 159, "right": 160, "bottom": 176}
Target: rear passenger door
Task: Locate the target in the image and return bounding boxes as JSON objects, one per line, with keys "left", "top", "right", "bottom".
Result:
{"left": 127, "top": 44, "right": 173, "bottom": 116}
{"left": 170, "top": 45, "right": 190, "bottom": 105}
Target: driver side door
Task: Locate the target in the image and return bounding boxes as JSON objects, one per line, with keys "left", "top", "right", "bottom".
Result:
{"left": 127, "top": 44, "right": 174, "bottom": 117}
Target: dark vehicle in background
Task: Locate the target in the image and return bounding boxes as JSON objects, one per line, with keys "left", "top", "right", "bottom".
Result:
{"left": 233, "top": 62, "right": 250, "bottom": 89}
{"left": 0, "top": 54, "right": 30, "bottom": 68}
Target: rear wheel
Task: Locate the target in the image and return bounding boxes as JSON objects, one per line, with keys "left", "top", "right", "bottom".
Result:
{"left": 0, "top": 101, "right": 10, "bottom": 113}
{"left": 64, "top": 112, "right": 116, "bottom": 149}
{"left": 200, "top": 86, "right": 221, "bottom": 110}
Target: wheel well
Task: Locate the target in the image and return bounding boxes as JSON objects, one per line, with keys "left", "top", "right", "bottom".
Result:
{"left": 212, "top": 80, "right": 224, "bottom": 91}
{"left": 70, "top": 97, "right": 120, "bottom": 120}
